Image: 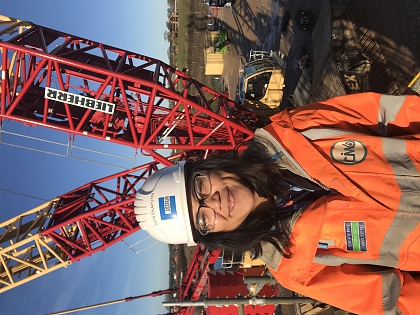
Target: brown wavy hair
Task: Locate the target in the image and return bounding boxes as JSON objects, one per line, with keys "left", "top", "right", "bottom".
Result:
{"left": 184, "top": 142, "right": 298, "bottom": 259}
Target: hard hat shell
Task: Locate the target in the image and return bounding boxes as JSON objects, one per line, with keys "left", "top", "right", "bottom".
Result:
{"left": 134, "top": 161, "right": 196, "bottom": 246}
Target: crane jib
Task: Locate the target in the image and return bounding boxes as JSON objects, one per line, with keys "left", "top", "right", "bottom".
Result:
{"left": 44, "top": 87, "right": 116, "bottom": 115}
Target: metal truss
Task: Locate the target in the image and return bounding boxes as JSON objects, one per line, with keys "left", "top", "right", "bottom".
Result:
{"left": 0, "top": 22, "right": 257, "bottom": 166}
{"left": 0, "top": 200, "right": 70, "bottom": 293}
{"left": 40, "top": 161, "right": 165, "bottom": 262}
{"left": 0, "top": 158, "right": 180, "bottom": 293}
{"left": 179, "top": 245, "right": 220, "bottom": 315}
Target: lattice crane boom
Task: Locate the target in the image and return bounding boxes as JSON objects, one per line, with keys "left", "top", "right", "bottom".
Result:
{"left": 0, "top": 157, "right": 175, "bottom": 293}
{"left": 0, "top": 19, "right": 258, "bottom": 166}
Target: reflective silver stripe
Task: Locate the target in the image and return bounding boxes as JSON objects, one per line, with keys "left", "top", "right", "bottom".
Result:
{"left": 301, "top": 128, "right": 357, "bottom": 140}
{"left": 315, "top": 137, "right": 420, "bottom": 267}
{"left": 315, "top": 212, "right": 420, "bottom": 266}
{"left": 377, "top": 94, "right": 406, "bottom": 136}
{"left": 302, "top": 95, "right": 408, "bottom": 139}
{"left": 312, "top": 261, "right": 401, "bottom": 313}
{"left": 382, "top": 138, "right": 420, "bottom": 199}
{"left": 380, "top": 213, "right": 418, "bottom": 267}
{"left": 380, "top": 138, "right": 420, "bottom": 266}
{"left": 314, "top": 210, "right": 418, "bottom": 267}
{"left": 314, "top": 253, "right": 364, "bottom": 266}
{"left": 380, "top": 269, "right": 401, "bottom": 314}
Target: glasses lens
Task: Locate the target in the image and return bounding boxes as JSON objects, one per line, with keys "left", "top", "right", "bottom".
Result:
{"left": 194, "top": 175, "right": 211, "bottom": 199}
{"left": 197, "top": 206, "right": 215, "bottom": 233}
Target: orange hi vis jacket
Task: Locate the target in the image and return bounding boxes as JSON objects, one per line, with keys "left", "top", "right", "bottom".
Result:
{"left": 256, "top": 93, "right": 420, "bottom": 315}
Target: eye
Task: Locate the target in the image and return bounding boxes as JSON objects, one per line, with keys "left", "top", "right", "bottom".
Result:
{"left": 197, "top": 211, "right": 209, "bottom": 229}
{"left": 196, "top": 181, "right": 204, "bottom": 195}
{"left": 197, "top": 206, "right": 215, "bottom": 233}
{"left": 194, "top": 175, "right": 211, "bottom": 199}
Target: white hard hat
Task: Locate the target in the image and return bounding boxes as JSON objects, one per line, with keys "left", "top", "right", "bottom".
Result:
{"left": 134, "top": 161, "right": 196, "bottom": 246}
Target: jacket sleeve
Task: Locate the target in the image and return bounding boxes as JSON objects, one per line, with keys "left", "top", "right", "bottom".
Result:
{"left": 282, "top": 92, "right": 420, "bottom": 137}
{"left": 271, "top": 263, "right": 419, "bottom": 315}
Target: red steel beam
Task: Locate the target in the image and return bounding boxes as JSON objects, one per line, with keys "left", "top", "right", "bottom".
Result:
{"left": 177, "top": 245, "right": 220, "bottom": 315}
{"left": 39, "top": 157, "right": 172, "bottom": 262}
{"left": 0, "top": 25, "right": 258, "bottom": 166}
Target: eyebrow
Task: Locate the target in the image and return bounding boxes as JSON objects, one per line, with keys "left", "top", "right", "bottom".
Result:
{"left": 185, "top": 183, "right": 199, "bottom": 230}
{"left": 191, "top": 184, "right": 199, "bottom": 202}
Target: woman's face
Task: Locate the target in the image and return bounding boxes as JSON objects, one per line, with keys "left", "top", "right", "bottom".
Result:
{"left": 189, "top": 170, "right": 266, "bottom": 233}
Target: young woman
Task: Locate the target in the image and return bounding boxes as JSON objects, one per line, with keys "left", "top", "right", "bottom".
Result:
{"left": 135, "top": 92, "right": 420, "bottom": 315}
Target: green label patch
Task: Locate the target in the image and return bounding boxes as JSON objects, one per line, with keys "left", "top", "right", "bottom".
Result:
{"left": 344, "top": 221, "right": 367, "bottom": 252}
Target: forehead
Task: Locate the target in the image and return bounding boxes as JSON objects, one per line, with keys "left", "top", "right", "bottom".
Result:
{"left": 186, "top": 172, "right": 198, "bottom": 227}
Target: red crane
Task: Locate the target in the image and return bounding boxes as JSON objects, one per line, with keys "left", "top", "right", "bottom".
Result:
{"left": 0, "top": 15, "right": 258, "bottom": 313}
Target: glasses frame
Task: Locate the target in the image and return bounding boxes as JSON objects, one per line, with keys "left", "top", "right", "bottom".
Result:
{"left": 192, "top": 173, "right": 216, "bottom": 235}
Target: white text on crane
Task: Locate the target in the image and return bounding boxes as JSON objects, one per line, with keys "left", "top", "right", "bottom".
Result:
{"left": 44, "top": 87, "right": 115, "bottom": 114}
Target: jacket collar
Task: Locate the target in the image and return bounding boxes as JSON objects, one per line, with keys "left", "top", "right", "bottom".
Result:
{"left": 260, "top": 123, "right": 373, "bottom": 203}
{"left": 260, "top": 197, "right": 327, "bottom": 285}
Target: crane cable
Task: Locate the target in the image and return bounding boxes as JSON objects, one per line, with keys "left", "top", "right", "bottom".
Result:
{"left": 0, "top": 187, "right": 49, "bottom": 201}
{"left": 45, "top": 289, "right": 175, "bottom": 315}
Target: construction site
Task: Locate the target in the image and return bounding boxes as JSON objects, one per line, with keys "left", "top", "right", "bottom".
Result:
{"left": 1, "top": 0, "right": 420, "bottom": 314}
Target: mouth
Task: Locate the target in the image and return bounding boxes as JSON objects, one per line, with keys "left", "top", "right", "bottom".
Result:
{"left": 228, "top": 187, "right": 234, "bottom": 214}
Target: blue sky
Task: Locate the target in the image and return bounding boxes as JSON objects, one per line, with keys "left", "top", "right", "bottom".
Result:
{"left": 0, "top": 1, "right": 172, "bottom": 314}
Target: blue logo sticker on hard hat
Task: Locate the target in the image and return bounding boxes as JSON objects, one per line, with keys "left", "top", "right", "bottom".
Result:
{"left": 159, "top": 195, "right": 178, "bottom": 220}
{"left": 330, "top": 140, "right": 367, "bottom": 165}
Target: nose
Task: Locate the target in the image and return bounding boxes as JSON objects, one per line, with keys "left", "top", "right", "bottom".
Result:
{"left": 204, "top": 191, "right": 220, "bottom": 212}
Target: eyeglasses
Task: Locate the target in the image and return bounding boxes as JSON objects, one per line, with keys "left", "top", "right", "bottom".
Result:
{"left": 193, "top": 173, "right": 216, "bottom": 235}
